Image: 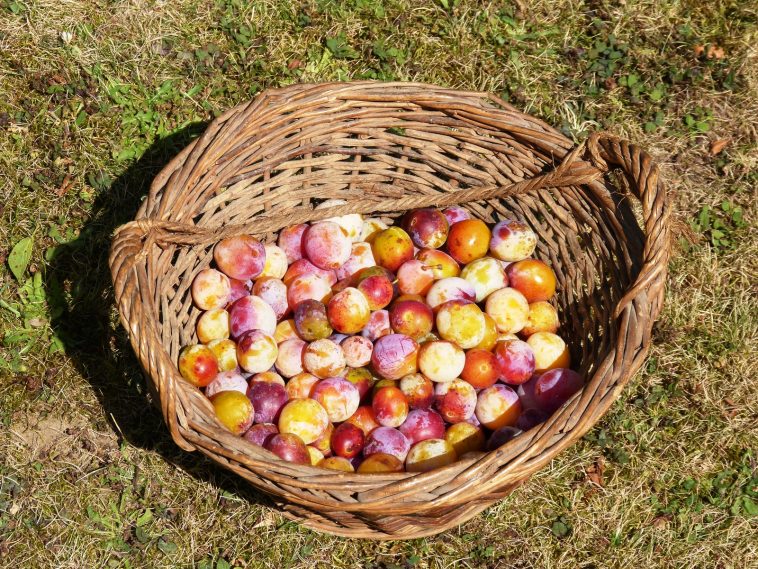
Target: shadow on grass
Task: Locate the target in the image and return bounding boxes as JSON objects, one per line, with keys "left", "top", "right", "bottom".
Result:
{"left": 47, "top": 124, "right": 277, "bottom": 512}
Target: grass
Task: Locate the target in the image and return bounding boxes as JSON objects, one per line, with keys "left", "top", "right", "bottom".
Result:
{"left": 1, "top": 0, "right": 756, "bottom": 567}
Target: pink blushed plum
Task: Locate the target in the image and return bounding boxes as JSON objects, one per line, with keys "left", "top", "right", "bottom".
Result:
{"left": 356, "top": 269, "right": 395, "bottom": 311}
{"left": 303, "top": 339, "right": 346, "bottom": 379}
{"left": 286, "top": 274, "right": 333, "bottom": 309}
{"left": 250, "top": 371, "right": 286, "bottom": 387}
{"left": 345, "top": 406, "right": 381, "bottom": 437}
{"left": 397, "top": 259, "right": 435, "bottom": 296}
{"left": 227, "top": 278, "right": 251, "bottom": 305}
{"left": 474, "top": 384, "right": 522, "bottom": 430}
{"left": 312, "top": 377, "right": 361, "bottom": 423}
{"left": 425, "top": 277, "right": 476, "bottom": 310}
{"left": 274, "top": 338, "right": 306, "bottom": 378}
{"left": 371, "top": 334, "right": 419, "bottom": 380}
{"left": 236, "top": 330, "right": 278, "bottom": 374}
{"left": 252, "top": 277, "right": 289, "bottom": 320}
{"left": 246, "top": 381, "right": 288, "bottom": 424}
{"left": 205, "top": 370, "right": 248, "bottom": 398}
{"left": 402, "top": 208, "right": 449, "bottom": 249}
{"left": 489, "top": 219, "right": 537, "bottom": 262}
{"left": 264, "top": 433, "right": 310, "bottom": 464}
{"left": 303, "top": 221, "right": 352, "bottom": 270}
{"left": 278, "top": 223, "right": 308, "bottom": 264}
{"left": 389, "top": 300, "right": 434, "bottom": 340}
{"left": 533, "top": 368, "right": 584, "bottom": 414}
{"left": 335, "top": 242, "right": 376, "bottom": 281}
{"left": 341, "top": 336, "right": 373, "bottom": 368}
{"left": 286, "top": 372, "right": 320, "bottom": 399}
{"left": 214, "top": 235, "right": 266, "bottom": 280}
{"left": 243, "top": 423, "right": 278, "bottom": 446}
{"left": 399, "top": 408, "right": 445, "bottom": 445}
{"left": 416, "top": 249, "right": 460, "bottom": 280}
{"left": 228, "top": 295, "right": 277, "bottom": 338}
{"left": 494, "top": 339, "right": 536, "bottom": 385}
{"left": 364, "top": 427, "right": 411, "bottom": 462}
{"left": 191, "top": 269, "right": 231, "bottom": 310}
{"left": 260, "top": 244, "right": 288, "bottom": 279}
{"left": 283, "top": 258, "right": 337, "bottom": 287}
{"left": 442, "top": 206, "right": 471, "bottom": 225}
{"left": 434, "top": 379, "right": 477, "bottom": 423}
{"left": 399, "top": 373, "right": 434, "bottom": 409}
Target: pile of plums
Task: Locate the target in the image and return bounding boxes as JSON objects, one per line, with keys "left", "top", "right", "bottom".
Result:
{"left": 178, "top": 205, "right": 584, "bottom": 473}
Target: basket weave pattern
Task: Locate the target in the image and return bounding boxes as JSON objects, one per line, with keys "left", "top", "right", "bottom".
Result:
{"left": 110, "top": 82, "right": 670, "bottom": 539}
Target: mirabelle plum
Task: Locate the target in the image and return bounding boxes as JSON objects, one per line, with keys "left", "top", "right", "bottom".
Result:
{"left": 311, "top": 377, "right": 360, "bottom": 422}
{"left": 371, "top": 227, "right": 414, "bottom": 272}
{"left": 447, "top": 219, "right": 490, "bottom": 264}
{"left": 360, "top": 218, "right": 389, "bottom": 243}
{"left": 416, "top": 249, "right": 460, "bottom": 280}
{"left": 228, "top": 295, "right": 277, "bottom": 338}
{"left": 389, "top": 300, "right": 434, "bottom": 340}
{"left": 402, "top": 208, "right": 449, "bottom": 249}
{"left": 527, "top": 332, "right": 570, "bottom": 372}
{"left": 210, "top": 391, "right": 254, "bottom": 435}
{"left": 303, "top": 339, "right": 346, "bottom": 379}
{"left": 364, "top": 427, "right": 411, "bottom": 462}
{"left": 191, "top": 269, "right": 231, "bottom": 310}
{"left": 522, "top": 301, "right": 560, "bottom": 336}
{"left": 489, "top": 220, "right": 537, "bottom": 262}
{"left": 236, "top": 329, "right": 278, "bottom": 374}
{"left": 179, "top": 344, "right": 218, "bottom": 387}
{"left": 475, "top": 384, "right": 522, "bottom": 430}
{"left": 293, "top": 299, "right": 332, "bottom": 341}
{"left": 460, "top": 349, "right": 499, "bottom": 390}
{"left": 214, "top": 235, "right": 266, "bottom": 281}
{"left": 494, "top": 339, "right": 536, "bottom": 385}
{"left": 426, "top": 277, "right": 476, "bottom": 310}
{"left": 303, "top": 221, "right": 352, "bottom": 270}
{"left": 278, "top": 224, "right": 308, "bottom": 264}
{"left": 399, "top": 373, "right": 434, "bottom": 409}
{"left": 460, "top": 257, "right": 508, "bottom": 302}
{"left": 307, "top": 445, "right": 325, "bottom": 466}
{"left": 344, "top": 367, "right": 375, "bottom": 401}
{"left": 372, "top": 386, "right": 409, "bottom": 428}
{"left": 286, "top": 372, "right": 320, "bottom": 399}
{"left": 324, "top": 210, "right": 363, "bottom": 243}
{"left": 196, "top": 308, "right": 229, "bottom": 344}
{"left": 357, "top": 452, "right": 404, "bottom": 473}
{"left": 274, "top": 338, "right": 306, "bottom": 378}
{"left": 405, "top": 439, "right": 457, "bottom": 472}
{"left": 341, "top": 336, "right": 373, "bottom": 368}
{"left": 274, "top": 319, "right": 301, "bottom": 343}
{"left": 371, "top": 334, "right": 419, "bottom": 379}
{"left": 309, "top": 422, "right": 334, "bottom": 456}
{"left": 434, "top": 379, "right": 477, "bottom": 423}
{"left": 318, "top": 456, "right": 354, "bottom": 472}
{"left": 417, "top": 341, "right": 465, "bottom": 383}
{"left": 474, "top": 314, "right": 499, "bottom": 351}
{"left": 260, "top": 244, "right": 288, "bottom": 279}
{"left": 445, "top": 422, "right": 486, "bottom": 456}
{"left": 435, "top": 300, "right": 486, "bottom": 349}
{"left": 207, "top": 339, "right": 238, "bottom": 372}
{"left": 484, "top": 287, "right": 529, "bottom": 334}
{"left": 327, "top": 287, "right": 371, "bottom": 334}
{"left": 506, "top": 259, "right": 557, "bottom": 303}
{"left": 278, "top": 398, "right": 329, "bottom": 444}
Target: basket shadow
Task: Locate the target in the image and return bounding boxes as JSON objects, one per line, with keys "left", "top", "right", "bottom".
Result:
{"left": 47, "top": 124, "right": 278, "bottom": 511}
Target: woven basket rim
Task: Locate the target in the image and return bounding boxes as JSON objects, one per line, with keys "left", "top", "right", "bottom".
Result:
{"left": 109, "top": 81, "right": 671, "bottom": 538}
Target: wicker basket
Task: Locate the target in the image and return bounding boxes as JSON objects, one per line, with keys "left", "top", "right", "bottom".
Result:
{"left": 110, "top": 81, "right": 670, "bottom": 539}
